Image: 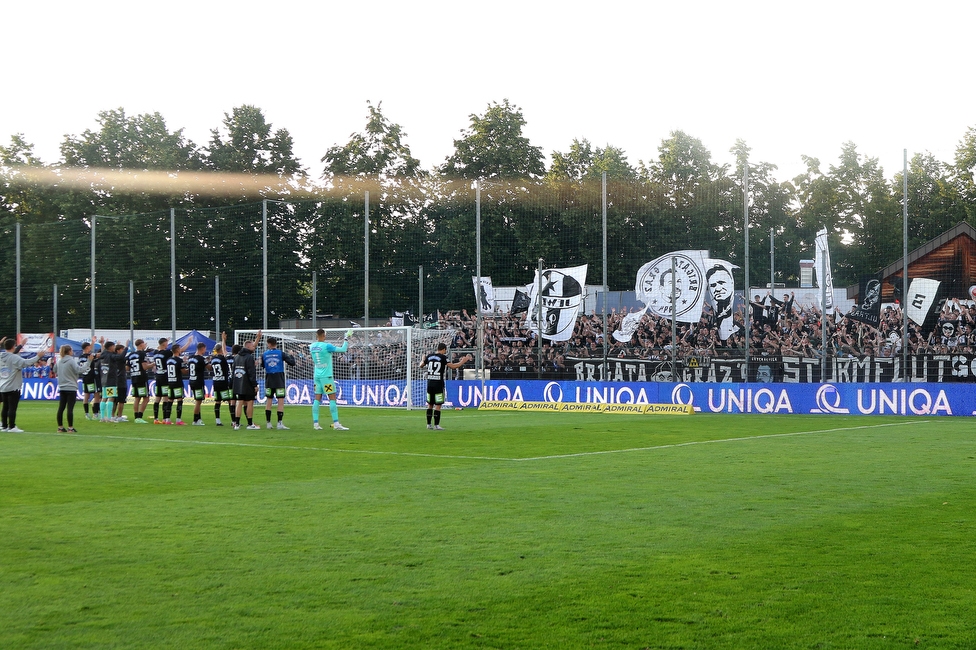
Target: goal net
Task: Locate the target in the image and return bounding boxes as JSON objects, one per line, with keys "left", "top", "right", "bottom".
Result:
{"left": 234, "top": 326, "right": 458, "bottom": 409}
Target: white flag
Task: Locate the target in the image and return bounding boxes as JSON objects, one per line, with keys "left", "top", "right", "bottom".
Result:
{"left": 612, "top": 251, "right": 709, "bottom": 342}
{"left": 472, "top": 276, "right": 495, "bottom": 313}
{"left": 814, "top": 228, "right": 834, "bottom": 310}
{"left": 704, "top": 258, "right": 739, "bottom": 340}
{"left": 638, "top": 250, "right": 710, "bottom": 322}
{"left": 905, "top": 278, "right": 941, "bottom": 326}
{"left": 525, "top": 264, "right": 588, "bottom": 342}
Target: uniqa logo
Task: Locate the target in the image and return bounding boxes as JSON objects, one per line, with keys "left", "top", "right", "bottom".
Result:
{"left": 670, "top": 383, "right": 696, "bottom": 407}
{"left": 543, "top": 381, "right": 563, "bottom": 403}
{"left": 811, "top": 384, "right": 850, "bottom": 414}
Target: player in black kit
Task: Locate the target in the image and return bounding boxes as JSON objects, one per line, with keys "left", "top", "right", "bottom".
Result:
{"left": 187, "top": 342, "right": 209, "bottom": 425}
{"left": 152, "top": 338, "right": 172, "bottom": 423}
{"left": 210, "top": 335, "right": 233, "bottom": 426}
{"left": 126, "top": 339, "right": 152, "bottom": 423}
{"left": 419, "top": 343, "right": 472, "bottom": 430}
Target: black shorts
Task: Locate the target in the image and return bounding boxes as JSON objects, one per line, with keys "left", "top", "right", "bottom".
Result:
{"left": 213, "top": 381, "right": 232, "bottom": 401}
{"left": 264, "top": 373, "right": 286, "bottom": 390}
{"left": 116, "top": 382, "right": 128, "bottom": 400}
{"left": 235, "top": 391, "right": 256, "bottom": 402}
{"left": 189, "top": 383, "right": 206, "bottom": 400}
{"left": 426, "top": 380, "right": 446, "bottom": 405}
{"left": 154, "top": 377, "right": 168, "bottom": 397}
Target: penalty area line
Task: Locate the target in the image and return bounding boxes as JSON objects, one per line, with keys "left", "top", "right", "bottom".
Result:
{"left": 512, "top": 419, "right": 934, "bottom": 462}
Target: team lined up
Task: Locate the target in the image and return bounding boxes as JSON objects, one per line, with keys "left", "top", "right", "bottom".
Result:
{"left": 3, "top": 329, "right": 469, "bottom": 433}
{"left": 44, "top": 329, "right": 354, "bottom": 432}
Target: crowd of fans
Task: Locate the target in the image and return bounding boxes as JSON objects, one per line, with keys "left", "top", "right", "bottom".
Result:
{"left": 428, "top": 292, "right": 976, "bottom": 375}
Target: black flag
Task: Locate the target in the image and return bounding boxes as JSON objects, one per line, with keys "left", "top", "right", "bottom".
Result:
{"left": 511, "top": 289, "right": 531, "bottom": 315}
{"left": 847, "top": 276, "right": 882, "bottom": 328}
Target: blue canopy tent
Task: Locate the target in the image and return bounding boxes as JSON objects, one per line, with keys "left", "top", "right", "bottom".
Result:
{"left": 55, "top": 336, "right": 86, "bottom": 356}
{"left": 173, "top": 329, "right": 218, "bottom": 353}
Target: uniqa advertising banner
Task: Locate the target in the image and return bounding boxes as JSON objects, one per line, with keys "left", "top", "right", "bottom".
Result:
{"left": 17, "top": 378, "right": 973, "bottom": 416}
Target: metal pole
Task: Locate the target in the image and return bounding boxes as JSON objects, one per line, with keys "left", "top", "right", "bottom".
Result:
{"left": 476, "top": 181, "right": 482, "bottom": 379}
{"left": 312, "top": 271, "right": 317, "bottom": 331}
{"left": 770, "top": 227, "right": 775, "bottom": 297}
{"left": 170, "top": 208, "right": 176, "bottom": 342}
{"left": 90, "top": 216, "right": 96, "bottom": 339}
{"left": 364, "top": 191, "right": 370, "bottom": 325}
{"left": 902, "top": 148, "right": 909, "bottom": 381}
{"left": 215, "top": 275, "right": 220, "bottom": 337}
{"left": 418, "top": 265, "right": 424, "bottom": 327}
{"left": 15, "top": 222, "right": 21, "bottom": 336}
{"left": 671, "top": 255, "right": 677, "bottom": 378}
{"left": 262, "top": 199, "right": 268, "bottom": 331}
{"left": 537, "top": 257, "right": 544, "bottom": 379}
{"left": 53, "top": 284, "right": 57, "bottom": 339}
{"left": 602, "top": 171, "right": 608, "bottom": 382}
{"left": 743, "top": 163, "right": 750, "bottom": 380}
{"left": 821, "top": 258, "right": 828, "bottom": 381}
{"left": 129, "top": 280, "right": 135, "bottom": 346}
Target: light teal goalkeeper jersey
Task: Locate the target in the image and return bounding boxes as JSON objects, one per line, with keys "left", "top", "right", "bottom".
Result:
{"left": 309, "top": 340, "right": 348, "bottom": 377}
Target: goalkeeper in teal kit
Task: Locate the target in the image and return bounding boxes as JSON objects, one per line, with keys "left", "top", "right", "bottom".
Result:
{"left": 309, "top": 328, "right": 351, "bottom": 430}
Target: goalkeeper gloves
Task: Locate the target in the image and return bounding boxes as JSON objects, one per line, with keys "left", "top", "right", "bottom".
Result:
{"left": 344, "top": 329, "right": 353, "bottom": 340}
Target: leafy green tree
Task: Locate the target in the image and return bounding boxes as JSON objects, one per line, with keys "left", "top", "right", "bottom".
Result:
{"left": 638, "top": 130, "right": 736, "bottom": 256}
{"left": 901, "top": 152, "right": 967, "bottom": 247}
{"left": 548, "top": 139, "right": 636, "bottom": 182}
{"left": 731, "top": 140, "right": 798, "bottom": 288}
{"left": 953, "top": 126, "right": 976, "bottom": 222}
{"left": 322, "top": 101, "right": 423, "bottom": 180}
{"left": 440, "top": 99, "right": 545, "bottom": 180}
{"left": 205, "top": 104, "right": 304, "bottom": 183}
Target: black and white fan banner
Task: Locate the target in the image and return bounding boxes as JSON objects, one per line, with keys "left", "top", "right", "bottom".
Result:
{"left": 524, "top": 265, "right": 588, "bottom": 342}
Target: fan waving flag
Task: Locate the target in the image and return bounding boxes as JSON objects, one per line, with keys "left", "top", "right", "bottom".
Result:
{"left": 814, "top": 228, "right": 834, "bottom": 310}
{"left": 524, "top": 264, "right": 588, "bottom": 342}
{"left": 847, "top": 277, "right": 882, "bottom": 328}
{"left": 612, "top": 250, "right": 709, "bottom": 342}
{"left": 638, "top": 250, "right": 709, "bottom": 322}
{"left": 905, "top": 278, "right": 942, "bottom": 332}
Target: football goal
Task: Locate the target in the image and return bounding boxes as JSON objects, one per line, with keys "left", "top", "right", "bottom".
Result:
{"left": 234, "top": 326, "right": 458, "bottom": 409}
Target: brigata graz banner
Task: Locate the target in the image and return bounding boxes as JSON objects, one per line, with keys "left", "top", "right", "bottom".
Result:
{"left": 567, "top": 355, "right": 976, "bottom": 383}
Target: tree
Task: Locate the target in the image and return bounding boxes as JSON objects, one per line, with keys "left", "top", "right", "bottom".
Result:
{"left": 547, "top": 139, "right": 636, "bottom": 183}
{"left": 205, "top": 105, "right": 304, "bottom": 177}
{"left": 440, "top": 99, "right": 545, "bottom": 180}
{"left": 321, "top": 101, "right": 422, "bottom": 180}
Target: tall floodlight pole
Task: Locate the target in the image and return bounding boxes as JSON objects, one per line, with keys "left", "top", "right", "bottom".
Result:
{"left": 602, "top": 171, "right": 608, "bottom": 381}
{"left": 364, "top": 191, "right": 370, "bottom": 325}
{"left": 743, "top": 164, "right": 750, "bottom": 379}
{"left": 903, "top": 149, "right": 909, "bottom": 380}
{"left": 770, "top": 228, "right": 775, "bottom": 295}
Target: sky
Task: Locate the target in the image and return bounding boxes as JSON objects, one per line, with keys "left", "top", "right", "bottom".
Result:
{"left": 4, "top": 0, "right": 973, "bottom": 184}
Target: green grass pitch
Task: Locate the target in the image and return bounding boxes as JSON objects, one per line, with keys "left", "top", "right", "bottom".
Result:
{"left": 3, "top": 402, "right": 976, "bottom": 649}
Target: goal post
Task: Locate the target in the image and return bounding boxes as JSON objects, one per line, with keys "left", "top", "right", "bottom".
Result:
{"left": 234, "top": 326, "right": 458, "bottom": 409}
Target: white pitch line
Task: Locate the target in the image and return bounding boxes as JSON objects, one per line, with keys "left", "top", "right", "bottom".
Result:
{"left": 513, "top": 419, "right": 932, "bottom": 461}
{"left": 11, "top": 419, "right": 933, "bottom": 463}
